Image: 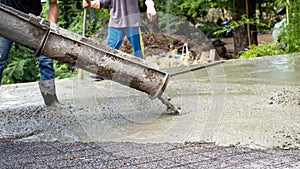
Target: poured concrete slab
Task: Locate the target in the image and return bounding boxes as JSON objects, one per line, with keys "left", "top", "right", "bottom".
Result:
{"left": 0, "top": 54, "right": 299, "bottom": 149}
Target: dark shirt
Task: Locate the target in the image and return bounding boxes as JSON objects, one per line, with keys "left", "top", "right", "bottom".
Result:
{"left": 0, "top": 0, "right": 42, "bottom": 16}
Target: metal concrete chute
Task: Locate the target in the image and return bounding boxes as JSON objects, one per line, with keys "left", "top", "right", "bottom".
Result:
{"left": 0, "top": 3, "right": 169, "bottom": 100}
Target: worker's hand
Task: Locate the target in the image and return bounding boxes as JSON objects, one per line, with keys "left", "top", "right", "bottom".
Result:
{"left": 83, "top": 0, "right": 100, "bottom": 9}
{"left": 145, "top": 0, "right": 157, "bottom": 22}
{"left": 82, "top": 0, "right": 90, "bottom": 8}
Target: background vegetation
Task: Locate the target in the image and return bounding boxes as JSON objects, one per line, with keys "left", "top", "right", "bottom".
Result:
{"left": 2, "top": 0, "right": 299, "bottom": 84}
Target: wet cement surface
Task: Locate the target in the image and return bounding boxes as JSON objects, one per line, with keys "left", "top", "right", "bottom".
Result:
{"left": 0, "top": 54, "right": 299, "bottom": 167}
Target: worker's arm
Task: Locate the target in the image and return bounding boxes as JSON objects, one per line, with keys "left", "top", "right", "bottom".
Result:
{"left": 48, "top": 0, "right": 59, "bottom": 23}
{"left": 145, "top": 0, "right": 156, "bottom": 21}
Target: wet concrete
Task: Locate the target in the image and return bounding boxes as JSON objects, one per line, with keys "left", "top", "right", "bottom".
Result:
{"left": 0, "top": 54, "right": 299, "bottom": 150}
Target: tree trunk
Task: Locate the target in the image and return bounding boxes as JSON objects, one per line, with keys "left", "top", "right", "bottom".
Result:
{"left": 249, "top": 0, "right": 258, "bottom": 45}
{"left": 232, "top": 0, "right": 248, "bottom": 55}
{"left": 232, "top": 0, "right": 257, "bottom": 55}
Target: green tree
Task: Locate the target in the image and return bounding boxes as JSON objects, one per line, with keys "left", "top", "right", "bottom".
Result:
{"left": 180, "top": 0, "right": 232, "bottom": 25}
{"left": 240, "top": 0, "right": 300, "bottom": 57}
{"left": 279, "top": 0, "right": 300, "bottom": 53}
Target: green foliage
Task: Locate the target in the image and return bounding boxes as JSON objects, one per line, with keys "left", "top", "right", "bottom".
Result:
{"left": 180, "top": 0, "right": 208, "bottom": 18}
{"left": 1, "top": 44, "right": 75, "bottom": 84}
{"left": 240, "top": 0, "right": 300, "bottom": 58}
{"left": 53, "top": 60, "right": 76, "bottom": 79}
{"left": 214, "top": 14, "right": 269, "bottom": 37}
{"left": 239, "top": 41, "right": 285, "bottom": 58}
{"left": 152, "top": 0, "right": 188, "bottom": 35}
{"left": 279, "top": 0, "right": 300, "bottom": 53}
{"left": 198, "top": 22, "right": 222, "bottom": 38}
{"left": 2, "top": 45, "right": 39, "bottom": 84}
{"left": 180, "top": 0, "right": 232, "bottom": 24}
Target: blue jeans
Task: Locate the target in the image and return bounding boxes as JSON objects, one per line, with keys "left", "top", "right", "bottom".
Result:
{"left": 107, "top": 27, "right": 144, "bottom": 58}
{"left": 0, "top": 36, "right": 54, "bottom": 83}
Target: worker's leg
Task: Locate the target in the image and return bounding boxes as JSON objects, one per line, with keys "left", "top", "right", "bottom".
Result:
{"left": 38, "top": 56, "right": 55, "bottom": 80}
{"left": 89, "top": 27, "right": 125, "bottom": 81}
{"left": 106, "top": 27, "right": 125, "bottom": 49}
{"left": 37, "top": 56, "right": 60, "bottom": 106}
{"left": 125, "top": 27, "right": 144, "bottom": 58}
{"left": 0, "top": 37, "right": 13, "bottom": 84}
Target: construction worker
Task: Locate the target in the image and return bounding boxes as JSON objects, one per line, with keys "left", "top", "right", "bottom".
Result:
{"left": 0, "top": 0, "right": 60, "bottom": 106}
{"left": 83, "top": 0, "right": 157, "bottom": 58}
{"left": 84, "top": 0, "right": 157, "bottom": 58}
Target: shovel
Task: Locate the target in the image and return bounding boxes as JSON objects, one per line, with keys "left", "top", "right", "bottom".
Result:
{"left": 78, "top": 0, "right": 90, "bottom": 80}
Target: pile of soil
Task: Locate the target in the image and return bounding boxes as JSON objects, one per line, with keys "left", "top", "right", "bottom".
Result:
{"left": 119, "top": 32, "right": 275, "bottom": 69}
{"left": 120, "top": 32, "right": 201, "bottom": 58}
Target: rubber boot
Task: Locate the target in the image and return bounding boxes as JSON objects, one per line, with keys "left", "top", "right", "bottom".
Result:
{"left": 38, "top": 79, "right": 61, "bottom": 107}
